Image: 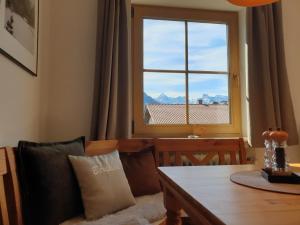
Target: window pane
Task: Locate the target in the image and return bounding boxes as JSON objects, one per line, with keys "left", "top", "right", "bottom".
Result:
{"left": 188, "top": 74, "right": 229, "bottom": 124}
{"left": 188, "top": 22, "right": 228, "bottom": 71}
{"left": 144, "top": 72, "right": 186, "bottom": 124}
{"left": 143, "top": 19, "right": 185, "bottom": 70}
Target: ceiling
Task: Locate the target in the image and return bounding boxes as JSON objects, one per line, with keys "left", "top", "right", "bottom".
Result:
{"left": 131, "top": 0, "right": 243, "bottom": 11}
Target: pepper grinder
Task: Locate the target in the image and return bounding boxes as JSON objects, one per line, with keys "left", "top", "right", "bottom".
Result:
{"left": 269, "top": 128, "right": 290, "bottom": 175}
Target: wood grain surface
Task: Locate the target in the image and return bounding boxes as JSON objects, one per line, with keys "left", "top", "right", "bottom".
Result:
{"left": 159, "top": 165, "right": 300, "bottom": 225}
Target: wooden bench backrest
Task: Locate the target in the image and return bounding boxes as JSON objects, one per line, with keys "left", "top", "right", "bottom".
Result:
{"left": 1, "top": 139, "right": 154, "bottom": 225}
{"left": 0, "top": 148, "right": 10, "bottom": 225}
{"left": 3, "top": 147, "right": 23, "bottom": 225}
{"left": 154, "top": 138, "right": 247, "bottom": 166}
{"left": 85, "top": 139, "right": 153, "bottom": 156}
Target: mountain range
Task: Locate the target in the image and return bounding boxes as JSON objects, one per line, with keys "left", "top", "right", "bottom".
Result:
{"left": 155, "top": 93, "right": 186, "bottom": 104}
{"left": 144, "top": 92, "right": 228, "bottom": 105}
{"left": 202, "top": 94, "right": 228, "bottom": 104}
{"left": 144, "top": 92, "right": 160, "bottom": 104}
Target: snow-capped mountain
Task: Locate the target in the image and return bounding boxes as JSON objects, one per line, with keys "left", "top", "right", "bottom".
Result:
{"left": 144, "top": 93, "right": 228, "bottom": 105}
{"left": 155, "top": 93, "right": 185, "bottom": 104}
{"left": 144, "top": 92, "right": 160, "bottom": 104}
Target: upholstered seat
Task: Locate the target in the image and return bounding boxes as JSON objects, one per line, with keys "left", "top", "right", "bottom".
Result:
{"left": 60, "top": 193, "right": 166, "bottom": 225}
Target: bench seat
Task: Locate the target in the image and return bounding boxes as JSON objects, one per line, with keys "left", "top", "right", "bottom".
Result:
{"left": 60, "top": 193, "right": 166, "bottom": 225}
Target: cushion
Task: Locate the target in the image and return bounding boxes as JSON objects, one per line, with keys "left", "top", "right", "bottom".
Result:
{"left": 69, "top": 151, "right": 136, "bottom": 220}
{"left": 60, "top": 192, "right": 166, "bottom": 225}
{"left": 61, "top": 215, "right": 150, "bottom": 225}
{"left": 120, "top": 148, "right": 161, "bottom": 196}
{"left": 18, "top": 137, "right": 85, "bottom": 225}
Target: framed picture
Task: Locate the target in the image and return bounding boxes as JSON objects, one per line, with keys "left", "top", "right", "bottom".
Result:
{"left": 0, "top": 0, "right": 39, "bottom": 75}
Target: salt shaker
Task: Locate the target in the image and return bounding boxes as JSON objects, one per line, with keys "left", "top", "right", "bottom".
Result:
{"left": 262, "top": 128, "right": 273, "bottom": 172}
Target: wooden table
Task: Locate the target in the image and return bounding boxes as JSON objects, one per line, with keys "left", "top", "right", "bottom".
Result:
{"left": 158, "top": 165, "right": 300, "bottom": 225}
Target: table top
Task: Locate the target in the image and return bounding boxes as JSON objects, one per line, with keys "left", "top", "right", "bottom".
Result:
{"left": 158, "top": 165, "right": 300, "bottom": 225}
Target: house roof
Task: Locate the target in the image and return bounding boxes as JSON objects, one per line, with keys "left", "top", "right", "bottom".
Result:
{"left": 145, "top": 104, "right": 229, "bottom": 124}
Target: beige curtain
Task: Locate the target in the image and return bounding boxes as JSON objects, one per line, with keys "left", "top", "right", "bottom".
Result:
{"left": 247, "top": 2, "right": 298, "bottom": 147}
{"left": 91, "top": 0, "right": 132, "bottom": 140}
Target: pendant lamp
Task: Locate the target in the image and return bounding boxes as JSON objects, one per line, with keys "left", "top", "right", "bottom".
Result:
{"left": 228, "top": 0, "right": 279, "bottom": 7}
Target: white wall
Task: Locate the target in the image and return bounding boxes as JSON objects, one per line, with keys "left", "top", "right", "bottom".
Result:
{"left": 0, "top": 57, "right": 40, "bottom": 146}
{"left": 282, "top": 0, "right": 300, "bottom": 141}
{"left": 39, "top": 0, "right": 98, "bottom": 141}
{"left": 0, "top": 0, "right": 51, "bottom": 146}
{"left": 0, "top": 0, "right": 98, "bottom": 145}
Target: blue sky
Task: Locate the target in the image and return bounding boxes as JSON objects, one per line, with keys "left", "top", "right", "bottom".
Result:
{"left": 144, "top": 73, "right": 228, "bottom": 100}
{"left": 143, "top": 19, "right": 228, "bottom": 99}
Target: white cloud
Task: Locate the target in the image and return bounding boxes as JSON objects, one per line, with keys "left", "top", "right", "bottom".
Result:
{"left": 143, "top": 19, "right": 185, "bottom": 69}
{"left": 143, "top": 19, "right": 229, "bottom": 98}
{"left": 144, "top": 72, "right": 184, "bottom": 84}
{"left": 144, "top": 73, "right": 185, "bottom": 97}
{"left": 143, "top": 19, "right": 228, "bottom": 71}
{"left": 188, "top": 22, "right": 227, "bottom": 48}
{"left": 189, "top": 46, "right": 228, "bottom": 71}
{"left": 189, "top": 74, "right": 227, "bottom": 82}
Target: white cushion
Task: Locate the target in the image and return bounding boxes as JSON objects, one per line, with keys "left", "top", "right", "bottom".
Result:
{"left": 60, "top": 193, "right": 166, "bottom": 225}
{"left": 69, "top": 151, "right": 135, "bottom": 220}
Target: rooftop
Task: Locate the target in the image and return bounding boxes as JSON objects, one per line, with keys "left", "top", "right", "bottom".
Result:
{"left": 145, "top": 104, "right": 229, "bottom": 124}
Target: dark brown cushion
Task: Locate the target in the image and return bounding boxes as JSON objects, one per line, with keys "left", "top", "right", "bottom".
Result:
{"left": 17, "top": 137, "right": 85, "bottom": 225}
{"left": 120, "top": 147, "right": 161, "bottom": 197}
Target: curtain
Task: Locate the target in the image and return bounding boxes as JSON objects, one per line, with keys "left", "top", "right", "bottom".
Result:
{"left": 247, "top": 2, "right": 298, "bottom": 147}
{"left": 91, "top": 0, "right": 132, "bottom": 140}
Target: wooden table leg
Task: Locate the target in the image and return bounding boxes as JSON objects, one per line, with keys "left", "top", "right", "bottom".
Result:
{"left": 164, "top": 187, "right": 182, "bottom": 225}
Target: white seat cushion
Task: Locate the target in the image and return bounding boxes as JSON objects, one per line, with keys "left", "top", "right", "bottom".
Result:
{"left": 60, "top": 192, "right": 166, "bottom": 225}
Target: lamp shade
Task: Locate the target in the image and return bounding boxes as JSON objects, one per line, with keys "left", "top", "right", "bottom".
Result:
{"left": 228, "top": 0, "right": 279, "bottom": 7}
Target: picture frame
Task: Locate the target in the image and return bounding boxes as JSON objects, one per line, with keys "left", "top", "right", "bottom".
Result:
{"left": 0, "top": 0, "right": 39, "bottom": 76}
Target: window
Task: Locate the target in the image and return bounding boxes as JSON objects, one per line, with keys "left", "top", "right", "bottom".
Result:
{"left": 132, "top": 5, "right": 241, "bottom": 137}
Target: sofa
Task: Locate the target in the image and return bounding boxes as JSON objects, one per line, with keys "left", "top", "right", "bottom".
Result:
{"left": 0, "top": 138, "right": 247, "bottom": 225}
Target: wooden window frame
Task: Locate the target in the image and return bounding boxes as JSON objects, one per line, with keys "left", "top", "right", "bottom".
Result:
{"left": 132, "top": 5, "right": 241, "bottom": 138}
